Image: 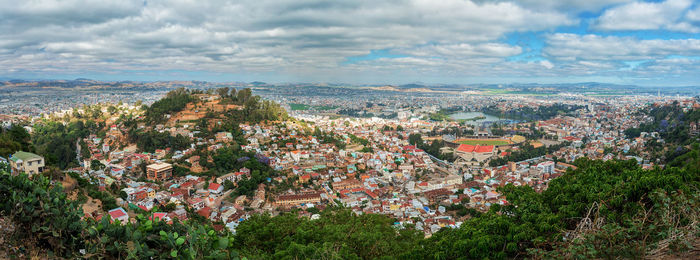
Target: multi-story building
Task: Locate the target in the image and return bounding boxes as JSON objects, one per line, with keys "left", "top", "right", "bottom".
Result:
{"left": 276, "top": 192, "right": 322, "bottom": 208}
{"left": 146, "top": 162, "right": 172, "bottom": 181}
{"left": 333, "top": 179, "right": 362, "bottom": 190}
{"left": 9, "top": 151, "right": 44, "bottom": 177}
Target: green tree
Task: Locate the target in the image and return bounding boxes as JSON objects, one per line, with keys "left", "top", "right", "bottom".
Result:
{"left": 408, "top": 133, "right": 422, "bottom": 145}
{"left": 234, "top": 207, "right": 422, "bottom": 259}
{"left": 90, "top": 159, "right": 104, "bottom": 171}
{"left": 216, "top": 87, "right": 230, "bottom": 98}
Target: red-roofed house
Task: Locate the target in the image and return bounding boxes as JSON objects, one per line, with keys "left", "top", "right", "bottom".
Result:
{"left": 208, "top": 183, "right": 223, "bottom": 194}
{"left": 197, "top": 206, "right": 213, "bottom": 219}
{"left": 188, "top": 197, "right": 205, "bottom": 210}
{"left": 299, "top": 174, "right": 312, "bottom": 183}
{"left": 562, "top": 136, "right": 581, "bottom": 142}
{"left": 108, "top": 207, "right": 129, "bottom": 224}
{"left": 150, "top": 212, "right": 168, "bottom": 222}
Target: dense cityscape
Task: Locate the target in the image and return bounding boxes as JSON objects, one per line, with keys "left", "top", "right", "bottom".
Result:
{"left": 1, "top": 80, "right": 699, "bottom": 258}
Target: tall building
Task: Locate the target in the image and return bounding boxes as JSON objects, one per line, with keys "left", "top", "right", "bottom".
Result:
{"left": 9, "top": 151, "right": 44, "bottom": 177}
{"left": 146, "top": 162, "right": 172, "bottom": 181}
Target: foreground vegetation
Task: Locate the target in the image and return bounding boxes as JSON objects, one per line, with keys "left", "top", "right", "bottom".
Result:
{"left": 0, "top": 168, "right": 239, "bottom": 259}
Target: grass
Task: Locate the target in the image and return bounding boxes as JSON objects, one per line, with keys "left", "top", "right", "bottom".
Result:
{"left": 457, "top": 139, "right": 511, "bottom": 146}
{"left": 584, "top": 92, "right": 629, "bottom": 96}
{"left": 477, "top": 88, "right": 558, "bottom": 96}
{"left": 289, "top": 103, "right": 338, "bottom": 111}
{"left": 289, "top": 103, "right": 311, "bottom": 110}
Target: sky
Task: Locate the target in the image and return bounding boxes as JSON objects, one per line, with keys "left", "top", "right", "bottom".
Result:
{"left": 1, "top": 0, "right": 699, "bottom": 86}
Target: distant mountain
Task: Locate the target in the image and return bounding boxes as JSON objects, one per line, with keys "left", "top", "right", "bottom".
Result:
{"left": 1, "top": 78, "right": 697, "bottom": 95}
{"left": 398, "top": 83, "right": 426, "bottom": 89}
{"left": 249, "top": 81, "right": 268, "bottom": 86}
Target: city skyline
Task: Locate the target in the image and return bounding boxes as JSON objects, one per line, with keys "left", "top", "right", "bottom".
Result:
{"left": 1, "top": 0, "right": 699, "bottom": 86}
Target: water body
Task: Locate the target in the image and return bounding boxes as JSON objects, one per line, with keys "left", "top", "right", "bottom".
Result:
{"left": 448, "top": 112, "right": 513, "bottom": 126}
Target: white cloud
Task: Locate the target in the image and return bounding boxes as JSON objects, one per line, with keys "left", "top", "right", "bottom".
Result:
{"left": 686, "top": 6, "right": 700, "bottom": 21}
{"left": 539, "top": 60, "right": 554, "bottom": 69}
{"left": 400, "top": 43, "right": 522, "bottom": 58}
{"left": 594, "top": 0, "right": 698, "bottom": 32}
{"left": 476, "top": 0, "right": 633, "bottom": 12}
{"left": 0, "top": 0, "right": 573, "bottom": 77}
{"left": 0, "top": 0, "right": 698, "bottom": 85}
{"left": 544, "top": 33, "right": 700, "bottom": 61}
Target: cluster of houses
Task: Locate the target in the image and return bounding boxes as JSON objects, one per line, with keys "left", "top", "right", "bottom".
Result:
{"left": 89, "top": 96, "right": 694, "bottom": 233}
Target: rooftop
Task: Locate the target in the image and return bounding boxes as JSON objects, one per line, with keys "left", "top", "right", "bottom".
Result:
{"left": 10, "top": 151, "right": 43, "bottom": 162}
{"left": 147, "top": 162, "right": 172, "bottom": 171}
{"left": 456, "top": 144, "right": 494, "bottom": 153}
{"left": 108, "top": 207, "right": 128, "bottom": 219}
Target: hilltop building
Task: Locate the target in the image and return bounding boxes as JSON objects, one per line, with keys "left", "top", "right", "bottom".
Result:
{"left": 9, "top": 151, "right": 44, "bottom": 177}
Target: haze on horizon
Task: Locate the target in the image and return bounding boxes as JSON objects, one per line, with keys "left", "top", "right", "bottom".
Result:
{"left": 1, "top": 0, "right": 699, "bottom": 87}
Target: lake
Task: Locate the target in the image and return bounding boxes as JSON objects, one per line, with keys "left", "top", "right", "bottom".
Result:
{"left": 448, "top": 112, "right": 512, "bottom": 126}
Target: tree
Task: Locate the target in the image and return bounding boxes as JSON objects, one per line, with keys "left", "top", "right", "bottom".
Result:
{"left": 90, "top": 160, "right": 105, "bottom": 171}
{"left": 172, "top": 134, "right": 191, "bottom": 151}
{"left": 234, "top": 208, "right": 422, "bottom": 259}
{"left": 0, "top": 132, "right": 23, "bottom": 157}
{"left": 624, "top": 127, "right": 642, "bottom": 139}
{"left": 7, "top": 124, "right": 31, "bottom": 150}
{"left": 408, "top": 133, "right": 422, "bottom": 145}
{"left": 224, "top": 180, "right": 235, "bottom": 190}
{"left": 42, "top": 166, "right": 64, "bottom": 181}
{"left": 216, "top": 87, "right": 230, "bottom": 98}
{"left": 237, "top": 88, "right": 252, "bottom": 104}
{"left": 163, "top": 202, "right": 177, "bottom": 212}
{"left": 31, "top": 120, "right": 98, "bottom": 169}
{"left": 144, "top": 88, "right": 194, "bottom": 124}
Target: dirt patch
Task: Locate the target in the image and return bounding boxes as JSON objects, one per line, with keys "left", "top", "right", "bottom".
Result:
{"left": 167, "top": 98, "right": 241, "bottom": 126}
{"left": 346, "top": 144, "right": 364, "bottom": 152}
{"left": 0, "top": 217, "right": 15, "bottom": 252}
{"left": 61, "top": 174, "right": 77, "bottom": 192}
{"left": 82, "top": 196, "right": 103, "bottom": 216}
{"left": 538, "top": 139, "right": 561, "bottom": 147}
{"left": 68, "top": 189, "right": 103, "bottom": 216}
